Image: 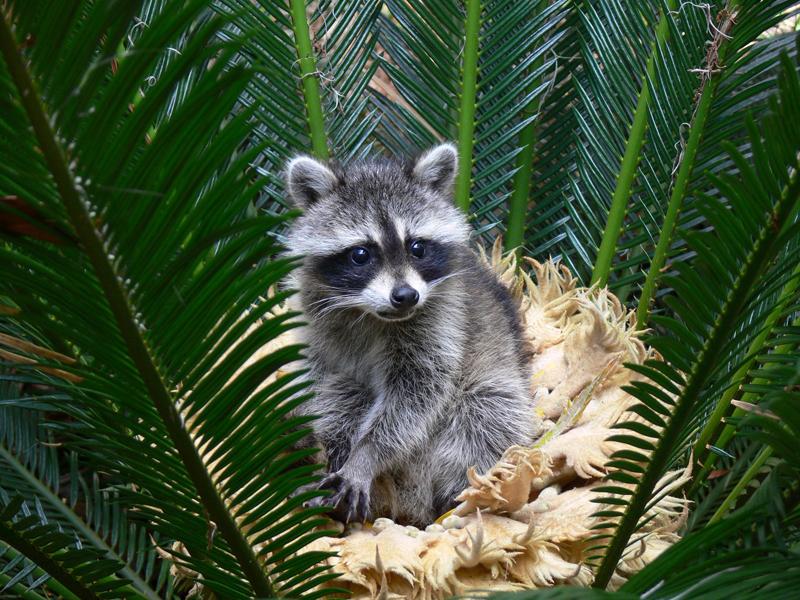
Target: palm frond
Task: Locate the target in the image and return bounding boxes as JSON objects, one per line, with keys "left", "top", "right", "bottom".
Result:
{"left": 0, "top": 402, "right": 172, "bottom": 599}
{"left": 691, "top": 258, "right": 800, "bottom": 478}
{"left": 635, "top": 1, "right": 799, "bottom": 321}
{"left": 0, "top": 496, "right": 138, "bottom": 600}
{"left": 685, "top": 437, "right": 767, "bottom": 530}
{"left": 592, "top": 54, "right": 800, "bottom": 588}
{"left": 213, "top": 0, "right": 382, "bottom": 215}
{"left": 715, "top": 322, "right": 800, "bottom": 510}
{"left": 621, "top": 506, "right": 800, "bottom": 597}
{"left": 581, "top": 347, "right": 800, "bottom": 597}
{"left": 0, "top": 1, "right": 330, "bottom": 597}
{"left": 376, "top": 0, "right": 570, "bottom": 239}
{"left": 212, "top": 0, "right": 320, "bottom": 212}
{"left": 587, "top": 0, "right": 684, "bottom": 288}
{"left": 637, "top": 29, "right": 799, "bottom": 293}
{"left": 549, "top": 0, "right": 664, "bottom": 284}
{"left": 537, "top": 1, "right": 797, "bottom": 296}
{"left": 521, "top": 4, "right": 589, "bottom": 272}
{"left": 311, "top": 0, "right": 383, "bottom": 160}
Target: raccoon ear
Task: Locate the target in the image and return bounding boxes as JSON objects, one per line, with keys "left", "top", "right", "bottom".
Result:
{"left": 285, "top": 155, "right": 338, "bottom": 208}
{"left": 412, "top": 143, "right": 458, "bottom": 195}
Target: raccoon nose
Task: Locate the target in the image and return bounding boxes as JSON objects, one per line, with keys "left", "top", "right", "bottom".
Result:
{"left": 390, "top": 285, "right": 419, "bottom": 309}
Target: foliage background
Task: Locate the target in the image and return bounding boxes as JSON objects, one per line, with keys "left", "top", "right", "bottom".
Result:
{"left": 0, "top": 0, "right": 799, "bottom": 598}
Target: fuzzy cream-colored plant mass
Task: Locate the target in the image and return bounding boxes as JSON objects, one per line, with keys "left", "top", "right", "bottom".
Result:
{"left": 294, "top": 242, "right": 689, "bottom": 598}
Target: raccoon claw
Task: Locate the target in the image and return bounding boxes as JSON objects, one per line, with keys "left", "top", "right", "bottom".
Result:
{"left": 307, "top": 472, "right": 370, "bottom": 523}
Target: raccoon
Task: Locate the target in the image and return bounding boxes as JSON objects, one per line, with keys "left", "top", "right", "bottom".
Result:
{"left": 284, "top": 144, "right": 534, "bottom": 526}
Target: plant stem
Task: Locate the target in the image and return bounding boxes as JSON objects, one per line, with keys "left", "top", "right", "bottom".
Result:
{"left": 454, "top": 0, "right": 482, "bottom": 213}
{"left": 636, "top": 3, "right": 739, "bottom": 327}
{"left": 635, "top": 88, "right": 715, "bottom": 326}
{"left": 708, "top": 445, "right": 772, "bottom": 524}
{"left": 0, "top": 446, "right": 161, "bottom": 600}
{"left": 0, "top": 12, "right": 274, "bottom": 598}
{"left": 289, "top": 0, "right": 329, "bottom": 159}
{"left": 591, "top": 0, "right": 678, "bottom": 287}
{"left": 504, "top": 100, "right": 538, "bottom": 251}
{"left": 505, "top": 3, "right": 545, "bottom": 252}
{"left": 593, "top": 162, "right": 800, "bottom": 589}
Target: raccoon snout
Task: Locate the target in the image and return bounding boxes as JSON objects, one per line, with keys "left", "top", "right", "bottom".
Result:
{"left": 390, "top": 285, "right": 419, "bottom": 309}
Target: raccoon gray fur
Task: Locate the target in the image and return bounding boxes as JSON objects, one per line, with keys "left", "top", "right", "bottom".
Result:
{"left": 284, "top": 144, "right": 534, "bottom": 527}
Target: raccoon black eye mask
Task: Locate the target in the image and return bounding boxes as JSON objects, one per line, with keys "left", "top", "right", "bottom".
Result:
{"left": 311, "top": 238, "right": 451, "bottom": 313}
{"left": 284, "top": 143, "right": 534, "bottom": 526}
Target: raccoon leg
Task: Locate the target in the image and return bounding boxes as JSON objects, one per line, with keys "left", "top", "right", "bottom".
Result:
{"left": 430, "top": 385, "right": 534, "bottom": 516}
{"left": 388, "top": 460, "right": 438, "bottom": 527}
{"left": 303, "top": 375, "right": 381, "bottom": 522}
{"left": 320, "top": 362, "right": 454, "bottom": 523}
{"left": 306, "top": 374, "right": 373, "bottom": 471}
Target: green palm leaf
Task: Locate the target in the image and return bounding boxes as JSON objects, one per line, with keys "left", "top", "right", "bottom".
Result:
{"left": 312, "top": 0, "right": 383, "bottom": 160}
{"left": 693, "top": 319, "right": 800, "bottom": 527}
{"left": 622, "top": 506, "right": 800, "bottom": 597}
{"left": 213, "top": 0, "right": 383, "bottom": 215}
{"left": 520, "top": 4, "right": 590, "bottom": 272}
{"left": 544, "top": 0, "right": 662, "bottom": 283}
{"left": 591, "top": 55, "right": 800, "bottom": 587}
{"left": 545, "top": 0, "right": 797, "bottom": 296}
{"left": 635, "top": 1, "right": 799, "bottom": 322}
{"left": 0, "top": 496, "right": 139, "bottom": 600}
{"left": 376, "top": 0, "right": 569, "bottom": 240}
{"left": 628, "top": 394, "right": 800, "bottom": 596}
{"left": 0, "top": 404, "right": 171, "bottom": 599}
{"left": 742, "top": 345, "right": 800, "bottom": 473}
{"left": 0, "top": 1, "right": 331, "bottom": 597}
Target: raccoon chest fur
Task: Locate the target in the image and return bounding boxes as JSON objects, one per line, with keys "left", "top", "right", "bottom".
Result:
{"left": 285, "top": 144, "right": 535, "bottom": 526}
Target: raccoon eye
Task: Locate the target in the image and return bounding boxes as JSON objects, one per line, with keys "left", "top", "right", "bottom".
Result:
{"left": 410, "top": 239, "right": 426, "bottom": 259}
{"left": 350, "top": 246, "right": 370, "bottom": 265}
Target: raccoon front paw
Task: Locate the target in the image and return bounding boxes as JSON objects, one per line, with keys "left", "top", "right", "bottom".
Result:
{"left": 307, "top": 472, "right": 370, "bottom": 523}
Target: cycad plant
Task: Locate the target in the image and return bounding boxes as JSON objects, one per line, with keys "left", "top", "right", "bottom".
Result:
{"left": 1, "top": 1, "right": 798, "bottom": 599}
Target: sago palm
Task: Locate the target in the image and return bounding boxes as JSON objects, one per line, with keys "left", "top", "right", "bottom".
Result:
{"left": 1, "top": 0, "right": 798, "bottom": 598}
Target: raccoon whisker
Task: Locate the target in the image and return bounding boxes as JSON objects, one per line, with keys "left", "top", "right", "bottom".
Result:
{"left": 317, "top": 307, "right": 360, "bottom": 320}
{"left": 315, "top": 298, "right": 360, "bottom": 310}
{"left": 424, "top": 288, "right": 449, "bottom": 300}
{"left": 349, "top": 311, "right": 370, "bottom": 330}
{"left": 428, "top": 269, "right": 469, "bottom": 289}
{"left": 312, "top": 296, "right": 365, "bottom": 318}
{"left": 312, "top": 301, "right": 355, "bottom": 316}
{"left": 313, "top": 284, "right": 353, "bottom": 293}
{"left": 307, "top": 294, "right": 357, "bottom": 308}
{"left": 425, "top": 288, "right": 466, "bottom": 304}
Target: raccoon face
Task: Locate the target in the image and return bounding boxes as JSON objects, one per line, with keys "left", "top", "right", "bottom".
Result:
{"left": 309, "top": 233, "right": 452, "bottom": 321}
{"left": 285, "top": 144, "right": 470, "bottom": 322}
